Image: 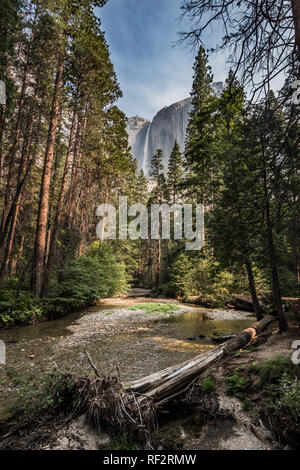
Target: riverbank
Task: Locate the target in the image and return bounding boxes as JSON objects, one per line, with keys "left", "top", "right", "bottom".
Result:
{"left": 0, "top": 299, "right": 255, "bottom": 425}
{"left": 1, "top": 319, "right": 299, "bottom": 450}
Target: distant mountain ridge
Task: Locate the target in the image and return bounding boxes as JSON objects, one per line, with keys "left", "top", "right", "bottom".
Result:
{"left": 127, "top": 82, "right": 224, "bottom": 174}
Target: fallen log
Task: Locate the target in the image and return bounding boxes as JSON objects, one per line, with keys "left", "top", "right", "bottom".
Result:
{"left": 0, "top": 317, "right": 275, "bottom": 449}
{"left": 126, "top": 316, "right": 274, "bottom": 406}
{"left": 212, "top": 332, "right": 236, "bottom": 343}
{"left": 229, "top": 295, "right": 267, "bottom": 313}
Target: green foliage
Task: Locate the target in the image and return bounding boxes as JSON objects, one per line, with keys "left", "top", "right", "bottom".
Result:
{"left": 242, "top": 398, "right": 251, "bottom": 411}
{"left": 273, "top": 374, "right": 300, "bottom": 421}
{"left": 87, "top": 242, "right": 129, "bottom": 296}
{"left": 169, "top": 253, "right": 235, "bottom": 306}
{"left": 48, "top": 256, "right": 107, "bottom": 312}
{"left": 202, "top": 376, "right": 215, "bottom": 394}
{"left": 110, "top": 438, "right": 139, "bottom": 450}
{"left": 0, "top": 242, "right": 129, "bottom": 326}
{"left": 47, "top": 243, "right": 128, "bottom": 315}
{"left": 257, "top": 355, "right": 291, "bottom": 388}
{"left": 5, "top": 368, "right": 77, "bottom": 417}
{"left": 226, "top": 371, "right": 250, "bottom": 400}
{"left": 167, "top": 141, "right": 184, "bottom": 203}
{"left": 0, "top": 282, "right": 43, "bottom": 327}
{"left": 128, "top": 303, "right": 180, "bottom": 314}
{"left": 256, "top": 358, "right": 300, "bottom": 446}
{"left": 169, "top": 253, "right": 194, "bottom": 298}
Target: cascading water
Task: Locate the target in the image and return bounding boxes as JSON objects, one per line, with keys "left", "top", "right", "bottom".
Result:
{"left": 142, "top": 121, "right": 151, "bottom": 173}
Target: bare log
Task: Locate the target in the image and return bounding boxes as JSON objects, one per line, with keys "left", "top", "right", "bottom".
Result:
{"left": 127, "top": 316, "right": 274, "bottom": 406}
{"left": 229, "top": 294, "right": 267, "bottom": 313}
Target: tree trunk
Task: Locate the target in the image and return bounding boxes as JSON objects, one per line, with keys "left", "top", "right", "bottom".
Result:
{"left": 31, "top": 56, "right": 64, "bottom": 296}
{"left": 291, "top": 0, "right": 300, "bottom": 65}
{"left": 0, "top": 12, "right": 38, "bottom": 236}
{"left": 41, "top": 101, "right": 77, "bottom": 296}
{"left": 0, "top": 160, "right": 32, "bottom": 287}
{"left": 127, "top": 316, "right": 274, "bottom": 405}
{"left": 265, "top": 202, "right": 288, "bottom": 332}
{"left": 0, "top": 104, "right": 6, "bottom": 180}
{"left": 0, "top": 59, "right": 30, "bottom": 237}
{"left": 262, "top": 163, "right": 288, "bottom": 332}
{"left": 156, "top": 236, "right": 161, "bottom": 287}
{"left": 67, "top": 103, "right": 88, "bottom": 228}
{"left": 0, "top": 92, "right": 37, "bottom": 281}
{"left": 10, "top": 232, "right": 24, "bottom": 276}
{"left": 245, "top": 260, "right": 264, "bottom": 321}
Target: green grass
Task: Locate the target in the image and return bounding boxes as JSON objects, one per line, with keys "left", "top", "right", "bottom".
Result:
{"left": 110, "top": 438, "right": 139, "bottom": 450}
{"left": 127, "top": 303, "right": 180, "bottom": 314}
{"left": 202, "top": 376, "right": 215, "bottom": 394}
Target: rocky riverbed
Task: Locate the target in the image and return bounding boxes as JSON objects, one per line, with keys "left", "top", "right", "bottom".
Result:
{"left": 0, "top": 298, "right": 255, "bottom": 424}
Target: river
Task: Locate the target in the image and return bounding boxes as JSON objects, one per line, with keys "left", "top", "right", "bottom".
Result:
{"left": 0, "top": 298, "right": 255, "bottom": 421}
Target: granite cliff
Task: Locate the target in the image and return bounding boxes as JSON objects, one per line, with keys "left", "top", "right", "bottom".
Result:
{"left": 127, "top": 82, "right": 224, "bottom": 174}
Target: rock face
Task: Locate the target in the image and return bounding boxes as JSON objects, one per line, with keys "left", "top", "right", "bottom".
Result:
{"left": 127, "top": 82, "right": 224, "bottom": 174}
{"left": 127, "top": 116, "right": 151, "bottom": 171}
{"left": 127, "top": 98, "right": 192, "bottom": 174}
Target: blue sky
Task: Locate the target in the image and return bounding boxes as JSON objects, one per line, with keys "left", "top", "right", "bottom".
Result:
{"left": 97, "top": 0, "right": 227, "bottom": 120}
{"left": 97, "top": 1, "right": 284, "bottom": 121}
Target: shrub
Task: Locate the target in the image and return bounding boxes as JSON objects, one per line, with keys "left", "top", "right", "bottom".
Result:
{"left": 47, "top": 244, "right": 128, "bottom": 315}
{"left": 257, "top": 355, "right": 291, "bottom": 388}
{"left": 169, "top": 254, "right": 194, "bottom": 298}
{"left": 226, "top": 371, "right": 250, "bottom": 400}
{"left": 169, "top": 253, "right": 235, "bottom": 306}
{"left": 202, "top": 376, "right": 215, "bottom": 394}
{"left": 0, "top": 287, "right": 43, "bottom": 327}
{"left": 275, "top": 374, "right": 300, "bottom": 421}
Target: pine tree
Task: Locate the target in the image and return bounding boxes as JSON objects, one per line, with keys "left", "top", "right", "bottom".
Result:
{"left": 149, "top": 149, "right": 166, "bottom": 287}
{"left": 167, "top": 141, "right": 183, "bottom": 204}
{"left": 184, "top": 46, "right": 216, "bottom": 205}
{"left": 206, "top": 72, "right": 264, "bottom": 321}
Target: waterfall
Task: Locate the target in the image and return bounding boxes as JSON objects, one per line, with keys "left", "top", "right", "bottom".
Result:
{"left": 142, "top": 121, "right": 151, "bottom": 173}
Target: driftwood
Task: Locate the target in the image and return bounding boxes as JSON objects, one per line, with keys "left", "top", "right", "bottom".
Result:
{"left": 212, "top": 332, "right": 236, "bottom": 343}
{"left": 229, "top": 295, "right": 267, "bottom": 313}
{"left": 126, "top": 316, "right": 274, "bottom": 406}
{"left": 0, "top": 316, "right": 275, "bottom": 449}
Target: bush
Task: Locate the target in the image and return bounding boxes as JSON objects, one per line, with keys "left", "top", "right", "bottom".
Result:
{"left": 0, "top": 242, "right": 129, "bottom": 327}
{"left": 47, "top": 244, "right": 128, "bottom": 315}
{"left": 169, "top": 254, "right": 194, "bottom": 298}
{"left": 275, "top": 374, "right": 300, "bottom": 421}
{"left": 169, "top": 253, "right": 234, "bottom": 306}
{"left": 202, "top": 376, "right": 215, "bottom": 394}
{"left": 0, "top": 286, "right": 43, "bottom": 328}
{"left": 257, "top": 355, "right": 291, "bottom": 388}
{"left": 226, "top": 371, "right": 250, "bottom": 400}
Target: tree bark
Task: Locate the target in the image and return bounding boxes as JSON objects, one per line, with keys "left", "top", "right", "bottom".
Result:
{"left": 262, "top": 163, "right": 288, "bottom": 332}
{"left": 0, "top": 160, "right": 32, "bottom": 287}
{"left": 156, "top": 236, "right": 161, "bottom": 287}
{"left": 0, "top": 60, "right": 30, "bottom": 237}
{"left": 41, "top": 102, "right": 77, "bottom": 295}
{"left": 31, "top": 56, "right": 64, "bottom": 296}
{"left": 0, "top": 104, "right": 6, "bottom": 180}
{"left": 0, "top": 91, "right": 37, "bottom": 282}
{"left": 291, "top": 0, "right": 300, "bottom": 65}
{"left": 245, "top": 260, "right": 264, "bottom": 321}
{"left": 66, "top": 103, "right": 88, "bottom": 229}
